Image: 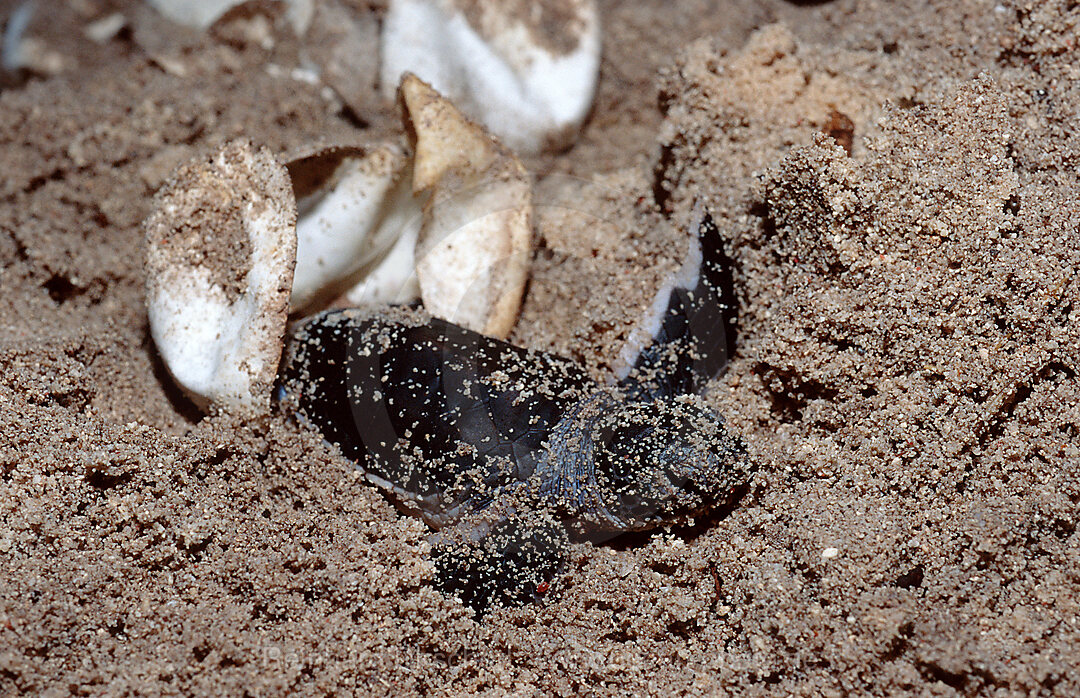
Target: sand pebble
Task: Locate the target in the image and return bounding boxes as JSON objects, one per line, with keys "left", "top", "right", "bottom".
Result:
{"left": 83, "top": 12, "right": 127, "bottom": 44}
{"left": 144, "top": 0, "right": 313, "bottom": 33}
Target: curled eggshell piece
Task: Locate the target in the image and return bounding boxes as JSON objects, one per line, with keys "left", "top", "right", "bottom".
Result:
{"left": 340, "top": 186, "right": 424, "bottom": 308}
{"left": 400, "top": 73, "right": 533, "bottom": 339}
{"left": 145, "top": 140, "right": 296, "bottom": 415}
{"left": 382, "top": 0, "right": 601, "bottom": 154}
{"left": 286, "top": 141, "right": 419, "bottom": 311}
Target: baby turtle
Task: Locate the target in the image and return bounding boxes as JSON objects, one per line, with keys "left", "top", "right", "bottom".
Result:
{"left": 279, "top": 212, "right": 750, "bottom": 613}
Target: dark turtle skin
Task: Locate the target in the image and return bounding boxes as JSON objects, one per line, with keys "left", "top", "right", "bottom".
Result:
{"left": 278, "top": 212, "right": 750, "bottom": 613}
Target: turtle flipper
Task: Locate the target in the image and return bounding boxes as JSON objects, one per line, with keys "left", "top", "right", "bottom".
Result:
{"left": 431, "top": 506, "right": 568, "bottom": 615}
{"left": 617, "top": 210, "right": 738, "bottom": 400}
{"left": 279, "top": 308, "right": 596, "bottom": 526}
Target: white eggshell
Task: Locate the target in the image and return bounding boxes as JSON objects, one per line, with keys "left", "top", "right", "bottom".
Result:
{"left": 341, "top": 178, "right": 424, "bottom": 307}
{"left": 400, "top": 74, "right": 533, "bottom": 338}
{"left": 288, "top": 143, "right": 413, "bottom": 310}
{"left": 381, "top": 0, "right": 601, "bottom": 154}
{"left": 145, "top": 140, "right": 296, "bottom": 415}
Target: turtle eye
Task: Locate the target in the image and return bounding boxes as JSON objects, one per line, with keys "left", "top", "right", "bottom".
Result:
{"left": 591, "top": 402, "right": 694, "bottom": 527}
{"left": 595, "top": 418, "right": 654, "bottom": 483}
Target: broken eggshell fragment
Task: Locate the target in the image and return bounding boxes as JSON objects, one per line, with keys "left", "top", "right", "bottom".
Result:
{"left": 146, "top": 78, "right": 536, "bottom": 413}
{"left": 381, "top": 0, "right": 601, "bottom": 154}
{"left": 145, "top": 140, "right": 297, "bottom": 415}
{"left": 400, "top": 73, "right": 533, "bottom": 339}
{"left": 285, "top": 77, "right": 535, "bottom": 338}
{"left": 286, "top": 141, "right": 420, "bottom": 311}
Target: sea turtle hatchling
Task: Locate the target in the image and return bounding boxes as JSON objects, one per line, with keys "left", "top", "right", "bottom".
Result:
{"left": 278, "top": 212, "right": 751, "bottom": 613}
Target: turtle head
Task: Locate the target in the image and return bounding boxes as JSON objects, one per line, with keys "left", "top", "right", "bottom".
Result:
{"left": 583, "top": 396, "right": 749, "bottom": 533}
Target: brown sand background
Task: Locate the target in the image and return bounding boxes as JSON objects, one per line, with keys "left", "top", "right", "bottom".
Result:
{"left": 2, "top": 0, "right": 1079, "bottom": 694}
